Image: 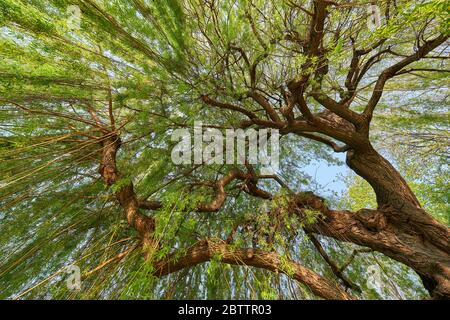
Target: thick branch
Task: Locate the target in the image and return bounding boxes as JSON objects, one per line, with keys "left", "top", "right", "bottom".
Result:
{"left": 153, "top": 239, "right": 354, "bottom": 300}
{"left": 289, "top": 191, "right": 450, "bottom": 299}
{"left": 310, "top": 92, "right": 363, "bottom": 125}
{"left": 297, "top": 132, "right": 350, "bottom": 152}
{"left": 98, "top": 136, "right": 155, "bottom": 246}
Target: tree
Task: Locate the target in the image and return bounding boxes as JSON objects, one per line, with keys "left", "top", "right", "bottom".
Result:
{"left": 0, "top": 0, "right": 449, "bottom": 299}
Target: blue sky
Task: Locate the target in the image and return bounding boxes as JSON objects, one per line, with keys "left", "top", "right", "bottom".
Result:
{"left": 304, "top": 152, "right": 349, "bottom": 195}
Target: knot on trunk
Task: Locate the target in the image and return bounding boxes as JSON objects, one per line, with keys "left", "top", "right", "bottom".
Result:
{"left": 99, "top": 165, "right": 118, "bottom": 185}
{"left": 294, "top": 191, "right": 328, "bottom": 213}
{"left": 356, "top": 209, "right": 387, "bottom": 232}
{"left": 98, "top": 135, "right": 121, "bottom": 185}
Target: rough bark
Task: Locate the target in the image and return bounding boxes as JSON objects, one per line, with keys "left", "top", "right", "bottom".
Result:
{"left": 294, "top": 147, "right": 450, "bottom": 299}
{"left": 346, "top": 145, "right": 420, "bottom": 208}
{"left": 93, "top": 1, "right": 450, "bottom": 299}
{"left": 153, "top": 239, "right": 354, "bottom": 300}
{"left": 96, "top": 136, "right": 354, "bottom": 300}
{"left": 98, "top": 136, "right": 156, "bottom": 250}
{"left": 344, "top": 146, "right": 450, "bottom": 299}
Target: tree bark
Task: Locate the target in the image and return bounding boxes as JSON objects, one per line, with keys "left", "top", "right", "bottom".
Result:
{"left": 99, "top": 134, "right": 450, "bottom": 299}
{"left": 299, "top": 144, "right": 450, "bottom": 299}
{"left": 98, "top": 136, "right": 156, "bottom": 252}
{"left": 346, "top": 144, "right": 420, "bottom": 208}
{"left": 153, "top": 239, "right": 354, "bottom": 300}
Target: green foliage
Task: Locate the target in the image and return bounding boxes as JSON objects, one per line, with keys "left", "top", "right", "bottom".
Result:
{"left": 0, "top": 0, "right": 447, "bottom": 300}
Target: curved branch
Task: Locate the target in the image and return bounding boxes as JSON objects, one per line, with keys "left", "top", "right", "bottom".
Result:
{"left": 250, "top": 91, "right": 282, "bottom": 123}
{"left": 297, "top": 132, "right": 350, "bottom": 152}
{"left": 201, "top": 95, "right": 258, "bottom": 120}
{"left": 98, "top": 136, "right": 155, "bottom": 247}
{"left": 363, "top": 34, "right": 448, "bottom": 123}
{"left": 288, "top": 191, "right": 450, "bottom": 298}
{"left": 153, "top": 239, "right": 354, "bottom": 300}
{"left": 138, "top": 168, "right": 272, "bottom": 213}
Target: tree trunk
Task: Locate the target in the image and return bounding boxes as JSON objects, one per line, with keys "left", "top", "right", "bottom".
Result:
{"left": 345, "top": 145, "right": 420, "bottom": 208}
{"left": 342, "top": 145, "right": 450, "bottom": 299}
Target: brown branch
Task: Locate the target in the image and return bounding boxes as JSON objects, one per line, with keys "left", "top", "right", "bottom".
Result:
{"left": 296, "top": 94, "right": 316, "bottom": 123}
{"left": 250, "top": 91, "right": 282, "bottom": 122}
{"left": 98, "top": 136, "right": 156, "bottom": 249}
{"left": 153, "top": 239, "right": 354, "bottom": 300}
{"left": 307, "top": 0, "right": 328, "bottom": 56}
{"left": 228, "top": 45, "right": 251, "bottom": 68}
{"left": 363, "top": 34, "right": 448, "bottom": 123}
{"left": 297, "top": 132, "right": 350, "bottom": 152}
{"left": 108, "top": 88, "right": 115, "bottom": 130}
{"left": 286, "top": 191, "right": 450, "bottom": 298}
{"left": 306, "top": 232, "right": 361, "bottom": 293}
{"left": 310, "top": 92, "right": 363, "bottom": 125}
{"left": 138, "top": 168, "right": 271, "bottom": 213}
{"left": 286, "top": 0, "right": 329, "bottom": 119}
{"left": 286, "top": 0, "right": 364, "bottom": 136}
{"left": 286, "top": 0, "right": 313, "bottom": 16}
{"left": 197, "top": 168, "right": 271, "bottom": 212}
{"left": 201, "top": 95, "right": 258, "bottom": 120}
{"left": 138, "top": 199, "right": 162, "bottom": 210}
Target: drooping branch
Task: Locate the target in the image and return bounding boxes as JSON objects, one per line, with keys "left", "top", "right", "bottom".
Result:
{"left": 152, "top": 238, "right": 354, "bottom": 300}
{"left": 306, "top": 232, "right": 361, "bottom": 293}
